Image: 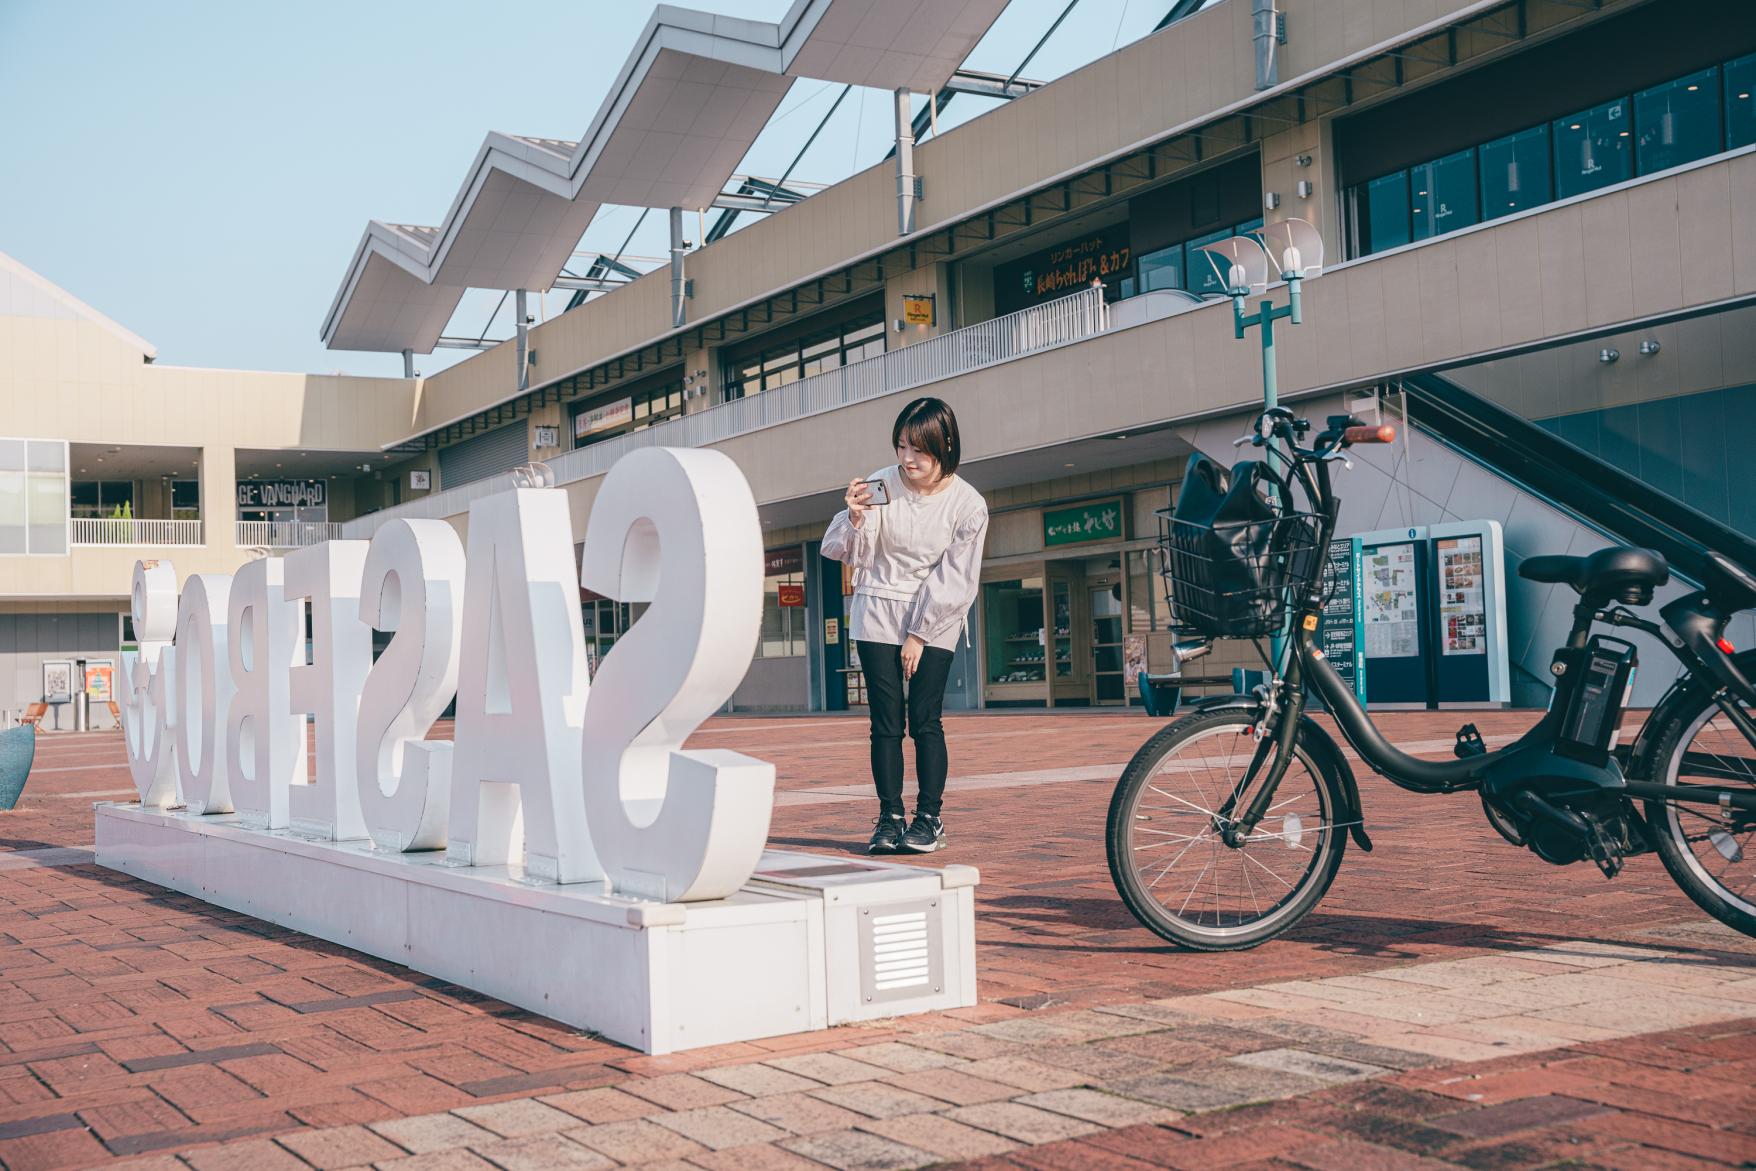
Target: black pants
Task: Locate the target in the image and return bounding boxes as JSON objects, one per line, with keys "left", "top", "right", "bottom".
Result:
{"left": 858, "top": 640, "right": 956, "bottom": 818}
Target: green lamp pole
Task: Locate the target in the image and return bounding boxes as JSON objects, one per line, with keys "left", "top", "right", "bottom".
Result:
{"left": 1227, "top": 261, "right": 1306, "bottom": 669}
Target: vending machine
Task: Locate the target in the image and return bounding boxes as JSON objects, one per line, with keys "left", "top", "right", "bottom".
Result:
{"left": 1352, "top": 520, "right": 1510, "bottom": 709}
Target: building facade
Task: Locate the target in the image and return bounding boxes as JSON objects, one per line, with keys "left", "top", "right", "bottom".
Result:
{"left": 8, "top": 0, "right": 1755, "bottom": 718}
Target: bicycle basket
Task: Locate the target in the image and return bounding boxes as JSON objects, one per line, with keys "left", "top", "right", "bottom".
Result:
{"left": 1157, "top": 454, "right": 1321, "bottom": 638}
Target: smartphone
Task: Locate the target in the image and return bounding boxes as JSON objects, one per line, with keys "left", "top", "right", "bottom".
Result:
{"left": 859, "top": 477, "right": 890, "bottom": 506}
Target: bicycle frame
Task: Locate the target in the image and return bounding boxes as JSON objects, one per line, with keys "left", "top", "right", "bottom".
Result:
{"left": 1217, "top": 413, "right": 1756, "bottom": 846}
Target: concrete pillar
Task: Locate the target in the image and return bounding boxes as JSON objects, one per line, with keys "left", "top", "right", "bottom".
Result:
{"left": 1259, "top": 119, "right": 1341, "bottom": 268}
{"left": 401, "top": 348, "right": 415, "bottom": 379}
{"left": 201, "top": 446, "right": 237, "bottom": 548}
{"left": 683, "top": 342, "right": 721, "bottom": 413}
{"left": 894, "top": 87, "right": 916, "bottom": 236}
{"left": 885, "top": 260, "right": 954, "bottom": 345}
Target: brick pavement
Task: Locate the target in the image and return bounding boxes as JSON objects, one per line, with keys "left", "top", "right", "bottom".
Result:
{"left": 0, "top": 711, "right": 1752, "bottom": 1170}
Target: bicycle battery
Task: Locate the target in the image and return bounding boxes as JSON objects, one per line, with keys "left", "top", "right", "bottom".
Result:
{"left": 1554, "top": 635, "right": 1637, "bottom": 765}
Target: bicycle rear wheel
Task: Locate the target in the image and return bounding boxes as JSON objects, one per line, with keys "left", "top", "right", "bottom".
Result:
{"left": 1106, "top": 708, "right": 1348, "bottom": 951}
{"left": 1646, "top": 693, "right": 1756, "bottom": 939}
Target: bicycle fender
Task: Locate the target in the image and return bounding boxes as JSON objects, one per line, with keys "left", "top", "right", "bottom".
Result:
{"left": 1180, "top": 694, "right": 1373, "bottom": 852}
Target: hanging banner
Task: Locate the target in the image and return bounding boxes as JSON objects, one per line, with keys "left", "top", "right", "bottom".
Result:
{"left": 777, "top": 584, "right": 805, "bottom": 608}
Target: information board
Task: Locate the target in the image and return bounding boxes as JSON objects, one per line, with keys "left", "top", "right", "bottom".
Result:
{"left": 1317, "top": 538, "right": 1363, "bottom": 699}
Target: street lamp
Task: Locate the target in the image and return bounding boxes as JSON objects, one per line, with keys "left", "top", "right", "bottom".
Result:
{"left": 1194, "top": 219, "right": 1326, "bottom": 665}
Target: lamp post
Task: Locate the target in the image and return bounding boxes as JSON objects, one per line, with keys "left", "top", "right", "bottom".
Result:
{"left": 1194, "top": 220, "right": 1326, "bottom": 667}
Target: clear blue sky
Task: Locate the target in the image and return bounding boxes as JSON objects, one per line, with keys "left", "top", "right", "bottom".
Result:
{"left": 0, "top": 0, "right": 1177, "bottom": 379}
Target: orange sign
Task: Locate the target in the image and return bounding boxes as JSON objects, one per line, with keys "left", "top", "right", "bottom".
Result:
{"left": 777, "top": 584, "right": 805, "bottom": 608}
{"left": 902, "top": 294, "right": 935, "bottom": 325}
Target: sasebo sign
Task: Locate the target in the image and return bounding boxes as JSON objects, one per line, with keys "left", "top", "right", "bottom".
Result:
{"left": 123, "top": 447, "right": 775, "bottom": 903}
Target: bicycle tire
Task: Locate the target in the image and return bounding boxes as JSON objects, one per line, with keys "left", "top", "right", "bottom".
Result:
{"left": 1106, "top": 708, "right": 1348, "bottom": 951}
{"left": 1643, "top": 690, "right": 1756, "bottom": 940}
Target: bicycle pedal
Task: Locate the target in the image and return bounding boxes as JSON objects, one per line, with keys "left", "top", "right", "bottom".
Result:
{"left": 1584, "top": 816, "right": 1624, "bottom": 880}
{"left": 1454, "top": 724, "right": 1487, "bottom": 759}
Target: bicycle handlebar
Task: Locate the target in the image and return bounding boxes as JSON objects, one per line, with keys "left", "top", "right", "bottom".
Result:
{"left": 1343, "top": 424, "right": 1397, "bottom": 445}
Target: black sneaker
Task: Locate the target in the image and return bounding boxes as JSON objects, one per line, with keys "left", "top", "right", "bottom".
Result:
{"left": 899, "top": 813, "right": 945, "bottom": 854}
{"left": 867, "top": 815, "right": 907, "bottom": 855}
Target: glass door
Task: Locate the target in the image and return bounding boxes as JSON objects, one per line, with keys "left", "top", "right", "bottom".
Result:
{"left": 1090, "top": 584, "right": 1125, "bottom": 703}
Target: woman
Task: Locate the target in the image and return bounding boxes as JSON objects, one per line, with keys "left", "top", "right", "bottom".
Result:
{"left": 822, "top": 397, "right": 989, "bottom": 855}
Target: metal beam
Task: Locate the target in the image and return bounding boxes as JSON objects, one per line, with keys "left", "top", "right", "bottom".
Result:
{"left": 553, "top": 275, "right": 631, "bottom": 293}
{"left": 942, "top": 68, "right": 1046, "bottom": 100}
{"left": 434, "top": 337, "right": 501, "bottom": 351}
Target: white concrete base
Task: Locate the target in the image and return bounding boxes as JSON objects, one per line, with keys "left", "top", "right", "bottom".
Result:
{"left": 93, "top": 803, "right": 978, "bottom": 1054}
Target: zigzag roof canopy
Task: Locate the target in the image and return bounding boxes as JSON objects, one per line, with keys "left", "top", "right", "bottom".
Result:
{"left": 322, "top": 0, "right": 1011, "bottom": 354}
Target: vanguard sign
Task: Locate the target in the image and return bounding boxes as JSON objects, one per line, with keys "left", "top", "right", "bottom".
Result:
{"left": 100, "top": 447, "right": 978, "bottom": 1052}
{"left": 124, "top": 447, "right": 772, "bottom": 902}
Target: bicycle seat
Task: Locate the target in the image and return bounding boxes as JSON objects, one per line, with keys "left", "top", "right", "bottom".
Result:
{"left": 1520, "top": 546, "right": 1669, "bottom": 604}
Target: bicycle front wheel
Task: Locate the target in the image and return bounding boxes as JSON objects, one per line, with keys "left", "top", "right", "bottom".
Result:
{"left": 1106, "top": 709, "right": 1348, "bottom": 951}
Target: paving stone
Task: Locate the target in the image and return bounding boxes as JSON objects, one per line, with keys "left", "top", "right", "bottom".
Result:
{"left": 780, "top": 1128, "right": 940, "bottom": 1170}
{"left": 567, "top": 1117, "right": 708, "bottom": 1163}
{"left": 895, "top": 1031, "right": 1019, "bottom": 1060}
{"left": 184, "top": 1138, "right": 312, "bottom": 1171}
{"left": 1110, "top": 1063, "right": 1323, "bottom": 1113}
{"left": 370, "top": 1112, "right": 501, "bottom": 1156}
{"left": 536, "top": 1086, "right": 656, "bottom": 1124}
{"left": 617, "top": 1072, "right": 747, "bottom": 1110}
{"left": 807, "top": 1080, "right": 947, "bottom": 1119}
{"left": 729, "top": 1091, "right": 872, "bottom": 1135}
{"left": 880, "top": 1065, "right": 1017, "bottom": 1105}
{"left": 1427, "top": 1093, "right": 1611, "bottom": 1139}
{"left": 837, "top": 1042, "right": 969, "bottom": 1073}
{"left": 765, "top": 1052, "right": 895, "bottom": 1085}
{"left": 689, "top": 1145, "right": 831, "bottom": 1171}
{"left": 648, "top": 1104, "right": 788, "bottom": 1150}
{"left": 277, "top": 1123, "right": 407, "bottom": 1169}
{"left": 696, "top": 1062, "right": 825, "bottom": 1097}
{"left": 1283, "top": 1137, "right": 1460, "bottom": 1170}
{"left": 957, "top": 1055, "right": 1088, "bottom": 1092}
{"left": 1230, "top": 1048, "right": 1391, "bottom": 1083}
{"left": 1016, "top": 1087, "right": 1180, "bottom": 1127}
{"left": 1031, "top": 1040, "right": 1170, "bottom": 1081}
{"left": 373, "top": 1151, "right": 500, "bottom": 1171}
{"left": 452, "top": 1099, "right": 578, "bottom": 1138}
{"left": 944, "top": 1100, "right": 1105, "bottom": 1144}
{"left": 857, "top": 1112, "right": 1022, "bottom": 1160}
{"left": 467, "top": 1133, "right": 614, "bottom": 1170}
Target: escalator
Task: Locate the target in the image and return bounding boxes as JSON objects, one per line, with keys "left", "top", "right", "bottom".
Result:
{"left": 1397, "top": 371, "right": 1756, "bottom": 587}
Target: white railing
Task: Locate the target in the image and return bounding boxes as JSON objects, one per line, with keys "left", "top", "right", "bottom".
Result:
{"left": 235, "top": 521, "right": 345, "bottom": 549}
{"left": 341, "top": 286, "right": 1110, "bottom": 538}
{"left": 69, "top": 518, "right": 206, "bottom": 546}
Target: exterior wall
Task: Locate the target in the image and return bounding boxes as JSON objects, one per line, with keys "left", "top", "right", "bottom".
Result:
{"left": 0, "top": 602, "right": 123, "bottom": 726}
{"left": 0, "top": 267, "right": 420, "bottom": 599}
{"left": 407, "top": 0, "right": 1553, "bottom": 436}
{"left": 729, "top": 657, "right": 810, "bottom": 712}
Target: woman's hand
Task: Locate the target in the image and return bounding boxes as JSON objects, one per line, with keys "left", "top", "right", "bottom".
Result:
{"left": 844, "top": 477, "right": 873, "bottom": 528}
{"left": 901, "top": 634, "right": 926, "bottom": 680}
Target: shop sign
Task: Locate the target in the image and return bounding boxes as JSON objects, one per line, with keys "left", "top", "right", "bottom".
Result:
{"left": 85, "top": 660, "right": 115, "bottom": 703}
{"left": 824, "top": 618, "right": 840, "bottom": 645}
{"left": 902, "top": 294, "right": 935, "bottom": 325}
{"left": 575, "top": 397, "right": 633, "bottom": 440}
{"left": 409, "top": 470, "right": 431, "bottom": 491}
{"left": 534, "top": 425, "right": 560, "bottom": 449}
{"left": 995, "top": 227, "right": 1131, "bottom": 313}
{"left": 1042, "top": 498, "right": 1124, "bottom": 547}
{"left": 777, "top": 584, "right": 805, "bottom": 607}
{"left": 764, "top": 546, "right": 804, "bottom": 576}
{"left": 43, "top": 659, "right": 74, "bottom": 704}
{"left": 236, "top": 480, "right": 326, "bottom": 509}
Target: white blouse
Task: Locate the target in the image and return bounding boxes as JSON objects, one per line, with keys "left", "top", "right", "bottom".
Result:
{"left": 822, "top": 465, "right": 989, "bottom": 651}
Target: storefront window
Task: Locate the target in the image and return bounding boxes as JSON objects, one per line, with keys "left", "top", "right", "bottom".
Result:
{"left": 756, "top": 547, "right": 807, "bottom": 659}
{"left": 1635, "top": 67, "right": 1722, "bottom": 174}
{"left": 1553, "top": 97, "right": 1632, "bottom": 200}
{"left": 722, "top": 314, "right": 885, "bottom": 401}
{"left": 0, "top": 440, "right": 66, "bottom": 555}
{"left": 69, "top": 480, "right": 134, "bottom": 520}
{"left": 983, "top": 577, "right": 1046, "bottom": 685}
{"left": 1410, "top": 149, "right": 1479, "bottom": 242}
{"left": 1134, "top": 242, "right": 1185, "bottom": 294}
{"left": 571, "top": 373, "right": 684, "bottom": 450}
{"left": 1729, "top": 53, "right": 1756, "bottom": 149}
{"left": 171, "top": 480, "right": 200, "bottom": 520}
{"left": 1479, "top": 125, "right": 1552, "bottom": 218}
{"left": 1361, "top": 172, "right": 1411, "bottom": 254}
{"left": 1184, "top": 228, "right": 1239, "bottom": 296}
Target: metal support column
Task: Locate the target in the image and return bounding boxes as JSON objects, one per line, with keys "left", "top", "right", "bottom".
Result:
{"left": 514, "top": 290, "right": 530, "bottom": 392}
{"left": 893, "top": 87, "right": 916, "bottom": 236}
{"left": 670, "top": 207, "right": 688, "bottom": 328}
{"left": 401, "top": 348, "right": 415, "bottom": 379}
{"left": 1253, "top": 0, "right": 1283, "bottom": 90}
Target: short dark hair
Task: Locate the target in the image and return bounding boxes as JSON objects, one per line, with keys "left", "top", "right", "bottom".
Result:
{"left": 891, "top": 397, "right": 962, "bottom": 478}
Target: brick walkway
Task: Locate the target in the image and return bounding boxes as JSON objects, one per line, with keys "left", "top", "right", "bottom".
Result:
{"left": 0, "top": 711, "right": 1752, "bottom": 1170}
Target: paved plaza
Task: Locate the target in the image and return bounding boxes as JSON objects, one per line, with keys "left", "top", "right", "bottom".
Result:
{"left": 1, "top": 711, "right": 1753, "bottom": 1171}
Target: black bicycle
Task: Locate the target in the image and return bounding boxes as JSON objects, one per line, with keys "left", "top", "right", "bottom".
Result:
{"left": 1107, "top": 407, "right": 1756, "bottom": 951}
